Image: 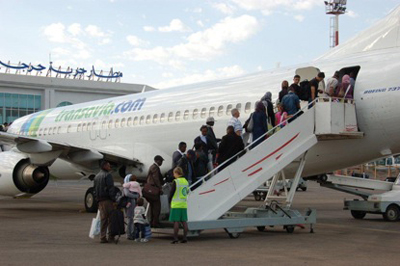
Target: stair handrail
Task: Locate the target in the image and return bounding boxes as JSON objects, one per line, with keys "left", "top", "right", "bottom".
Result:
{"left": 189, "top": 98, "right": 319, "bottom": 190}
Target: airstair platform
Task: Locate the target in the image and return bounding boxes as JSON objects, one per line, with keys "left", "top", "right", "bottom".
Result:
{"left": 162, "top": 98, "right": 363, "bottom": 237}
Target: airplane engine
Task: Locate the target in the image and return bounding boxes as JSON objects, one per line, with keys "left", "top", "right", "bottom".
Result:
{"left": 0, "top": 151, "right": 50, "bottom": 197}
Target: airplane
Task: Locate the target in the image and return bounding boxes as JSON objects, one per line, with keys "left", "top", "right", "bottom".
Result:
{"left": 0, "top": 6, "right": 400, "bottom": 214}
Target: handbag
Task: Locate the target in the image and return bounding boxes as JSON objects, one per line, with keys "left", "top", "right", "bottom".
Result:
{"left": 89, "top": 210, "right": 101, "bottom": 239}
{"left": 143, "top": 183, "right": 160, "bottom": 201}
{"left": 245, "top": 113, "right": 254, "bottom": 132}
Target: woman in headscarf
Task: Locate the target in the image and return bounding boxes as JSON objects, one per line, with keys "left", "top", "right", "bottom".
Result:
{"left": 250, "top": 101, "right": 269, "bottom": 149}
{"left": 260, "top": 91, "right": 276, "bottom": 127}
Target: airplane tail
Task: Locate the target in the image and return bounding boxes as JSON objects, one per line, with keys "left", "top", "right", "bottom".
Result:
{"left": 317, "top": 5, "right": 400, "bottom": 60}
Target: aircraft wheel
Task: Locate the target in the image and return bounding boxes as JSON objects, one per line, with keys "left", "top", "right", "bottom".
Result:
{"left": 224, "top": 228, "right": 241, "bottom": 239}
{"left": 351, "top": 210, "right": 366, "bottom": 220}
{"left": 301, "top": 187, "right": 307, "bottom": 192}
{"left": 257, "top": 226, "right": 266, "bottom": 232}
{"left": 383, "top": 205, "right": 400, "bottom": 221}
{"left": 85, "top": 187, "right": 98, "bottom": 213}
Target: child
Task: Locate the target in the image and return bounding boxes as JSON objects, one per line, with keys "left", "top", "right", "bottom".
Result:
{"left": 123, "top": 175, "right": 142, "bottom": 240}
{"left": 275, "top": 103, "right": 288, "bottom": 128}
{"left": 133, "top": 197, "right": 148, "bottom": 243}
{"left": 169, "top": 167, "right": 189, "bottom": 244}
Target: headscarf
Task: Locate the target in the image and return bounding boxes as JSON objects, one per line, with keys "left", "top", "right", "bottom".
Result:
{"left": 261, "top": 91, "right": 272, "bottom": 102}
{"left": 255, "top": 101, "right": 266, "bottom": 112}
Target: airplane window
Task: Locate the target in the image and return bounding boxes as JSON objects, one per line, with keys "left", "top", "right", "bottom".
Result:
{"left": 140, "top": 116, "right": 145, "bottom": 125}
{"left": 245, "top": 102, "right": 251, "bottom": 113}
{"left": 82, "top": 123, "right": 87, "bottom": 131}
{"left": 44, "top": 128, "right": 48, "bottom": 136}
{"left": 102, "top": 121, "right": 107, "bottom": 129}
{"left": 236, "top": 103, "right": 242, "bottom": 112}
{"left": 127, "top": 117, "right": 133, "bottom": 127}
{"left": 201, "top": 108, "right": 206, "bottom": 119}
{"left": 153, "top": 114, "right": 158, "bottom": 124}
{"left": 160, "top": 113, "right": 165, "bottom": 123}
{"left": 133, "top": 116, "right": 138, "bottom": 126}
{"left": 115, "top": 119, "right": 120, "bottom": 128}
{"left": 92, "top": 122, "right": 96, "bottom": 130}
{"left": 67, "top": 125, "right": 72, "bottom": 133}
{"left": 193, "top": 109, "right": 198, "bottom": 119}
{"left": 217, "top": 106, "right": 224, "bottom": 117}
{"left": 209, "top": 107, "right": 215, "bottom": 117}
{"left": 87, "top": 122, "right": 91, "bottom": 131}
{"left": 53, "top": 127, "right": 57, "bottom": 134}
{"left": 108, "top": 120, "right": 113, "bottom": 129}
{"left": 168, "top": 112, "right": 173, "bottom": 122}
{"left": 48, "top": 128, "right": 52, "bottom": 135}
{"left": 57, "top": 127, "right": 61, "bottom": 134}
{"left": 146, "top": 115, "right": 151, "bottom": 124}
{"left": 38, "top": 128, "right": 42, "bottom": 136}
{"left": 183, "top": 110, "right": 189, "bottom": 120}
{"left": 226, "top": 104, "right": 233, "bottom": 115}
{"left": 121, "top": 118, "right": 126, "bottom": 128}
{"left": 175, "top": 111, "right": 181, "bottom": 121}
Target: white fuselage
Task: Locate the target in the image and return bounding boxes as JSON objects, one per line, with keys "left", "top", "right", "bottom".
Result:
{"left": 8, "top": 47, "right": 400, "bottom": 180}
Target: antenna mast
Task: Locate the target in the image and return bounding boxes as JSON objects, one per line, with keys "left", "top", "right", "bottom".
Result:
{"left": 324, "top": 0, "right": 347, "bottom": 48}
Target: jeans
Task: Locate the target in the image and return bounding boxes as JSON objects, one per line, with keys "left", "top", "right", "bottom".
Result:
{"left": 134, "top": 223, "right": 145, "bottom": 239}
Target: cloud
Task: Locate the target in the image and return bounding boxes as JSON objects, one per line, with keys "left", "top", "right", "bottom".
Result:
{"left": 85, "top": 25, "right": 107, "bottom": 37}
{"left": 154, "top": 65, "right": 245, "bottom": 89}
{"left": 229, "top": 0, "right": 322, "bottom": 15}
{"left": 124, "top": 15, "right": 260, "bottom": 68}
{"left": 212, "top": 2, "right": 236, "bottom": 14}
{"left": 43, "top": 23, "right": 67, "bottom": 43}
{"left": 158, "top": 19, "right": 191, "bottom": 32}
{"left": 197, "top": 20, "right": 205, "bottom": 27}
{"left": 346, "top": 10, "right": 359, "bottom": 18}
{"left": 143, "top": 26, "right": 155, "bottom": 32}
{"left": 294, "top": 15, "right": 305, "bottom": 22}
{"left": 68, "top": 23, "right": 83, "bottom": 36}
{"left": 126, "top": 35, "right": 147, "bottom": 46}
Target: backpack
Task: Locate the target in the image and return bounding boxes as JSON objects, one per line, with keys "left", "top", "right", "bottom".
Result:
{"left": 114, "top": 188, "right": 130, "bottom": 208}
{"left": 299, "top": 80, "right": 310, "bottom": 101}
{"left": 109, "top": 209, "right": 126, "bottom": 243}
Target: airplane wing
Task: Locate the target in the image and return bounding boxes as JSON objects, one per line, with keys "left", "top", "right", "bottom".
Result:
{"left": 0, "top": 132, "right": 142, "bottom": 167}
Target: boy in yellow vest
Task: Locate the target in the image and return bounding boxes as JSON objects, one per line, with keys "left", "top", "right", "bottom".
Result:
{"left": 169, "top": 167, "right": 189, "bottom": 244}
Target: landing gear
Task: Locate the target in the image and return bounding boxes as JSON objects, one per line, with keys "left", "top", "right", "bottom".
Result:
{"left": 284, "top": 225, "right": 295, "bottom": 234}
{"left": 224, "top": 228, "right": 241, "bottom": 239}
{"left": 85, "top": 187, "right": 98, "bottom": 213}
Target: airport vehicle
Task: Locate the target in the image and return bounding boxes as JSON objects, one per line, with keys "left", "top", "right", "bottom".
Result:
{"left": 0, "top": 6, "right": 400, "bottom": 234}
{"left": 319, "top": 174, "right": 400, "bottom": 221}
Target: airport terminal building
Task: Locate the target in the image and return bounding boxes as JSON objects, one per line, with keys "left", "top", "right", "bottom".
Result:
{"left": 0, "top": 70, "right": 155, "bottom": 124}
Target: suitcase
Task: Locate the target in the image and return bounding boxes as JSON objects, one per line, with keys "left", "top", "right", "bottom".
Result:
{"left": 110, "top": 209, "right": 125, "bottom": 243}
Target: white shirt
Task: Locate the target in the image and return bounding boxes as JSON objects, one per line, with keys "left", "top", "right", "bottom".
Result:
{"left": 228, "top": 116, "right": 243, "bottom": 135}
{"left": 326, "top": 77, "right": 338, "bottom": 95}
{"left": 200, "top": 135, "right": 207, "bottom": 143}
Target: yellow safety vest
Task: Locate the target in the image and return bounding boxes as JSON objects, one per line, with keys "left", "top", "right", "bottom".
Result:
{"left": 171, "top": 177, "right": 189, "bottom": 209}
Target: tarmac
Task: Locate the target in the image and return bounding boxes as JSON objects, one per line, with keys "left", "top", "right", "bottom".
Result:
{"left": 0, "top": 180, "right": 399, "bottom": 266}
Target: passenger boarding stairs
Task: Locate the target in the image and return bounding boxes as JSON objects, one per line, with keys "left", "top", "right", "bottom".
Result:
{"left": 188, "top": 98, "right": 363, "bottom": 222}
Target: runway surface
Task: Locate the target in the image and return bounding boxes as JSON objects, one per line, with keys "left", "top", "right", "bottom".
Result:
{"left": 0, "top": 180, "right": 399, "bottom": 265}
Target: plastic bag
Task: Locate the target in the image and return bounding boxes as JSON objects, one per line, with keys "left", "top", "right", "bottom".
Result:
{"left": 89, "top": 210, "right": 101, "bottom": 239}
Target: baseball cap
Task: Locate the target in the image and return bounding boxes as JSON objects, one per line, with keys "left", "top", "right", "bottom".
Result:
{"left": 154, "top": 155, "right": 164, "bottom": 161}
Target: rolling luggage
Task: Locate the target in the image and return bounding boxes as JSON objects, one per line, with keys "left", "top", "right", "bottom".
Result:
{"left": 110, "top": 208, "right": 125, "bottom": 244}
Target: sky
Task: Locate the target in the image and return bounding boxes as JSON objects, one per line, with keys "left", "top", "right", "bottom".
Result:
{"left": 0, "top": 0, "right": 399, "bottom": 89}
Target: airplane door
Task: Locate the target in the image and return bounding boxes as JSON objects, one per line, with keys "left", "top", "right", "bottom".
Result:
{"left": 99, "top": 116, "right": 108, "bottom": 140}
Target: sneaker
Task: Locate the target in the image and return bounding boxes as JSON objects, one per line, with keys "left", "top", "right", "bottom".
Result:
{"left": 135, "top": 238, "right": 141, "bottom": 242}
{"left": 141, "top": 238, "right": 149, "bottom": 243}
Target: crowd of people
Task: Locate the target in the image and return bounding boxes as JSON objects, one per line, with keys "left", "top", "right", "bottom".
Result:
{"left": 92, "top": 70, "right": 356, "bottom": 245}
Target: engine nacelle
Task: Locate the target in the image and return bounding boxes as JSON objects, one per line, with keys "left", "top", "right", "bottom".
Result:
{"left": 0, "top": 151, "right": 50, "bottom": 197}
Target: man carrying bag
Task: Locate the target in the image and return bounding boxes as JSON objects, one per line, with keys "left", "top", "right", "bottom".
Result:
{"left": 143, "top": 155, "right": 164, "bottom": 228}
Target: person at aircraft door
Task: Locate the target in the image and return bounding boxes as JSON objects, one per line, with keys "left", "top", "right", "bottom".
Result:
{"left": 169, "top": 167, "right": 189, "bottom": 244}
{"left": 93, "top": 160, "right": 115, "bottom": 243}
{"left": 325, "top": 71, "right": 339, "bottom": 97}
{"left": 309, "top": 72, "right": 325, "bottom": 105}
{"left": 145, "top": 155, "right": 164, "bottom": 228}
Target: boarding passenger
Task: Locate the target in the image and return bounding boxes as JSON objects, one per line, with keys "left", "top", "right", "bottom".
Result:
{"left": 275, "top": 103, "right": 288, "bottom": 128}
{"left": 205, "top": 117, "right": 220, "bottom": 168}
{"left": 177, "top": 149, "right": 196, "bottom": 185}
{"left": 133, "top": 198, "right": 148, "bottom": 242}
{"left": 289, "top": 75, "right": 302, "bottom": 98}
{"left": 145, "top": 155, "right": 164, "bottom": 228}
{"left": 227, "top": 108, "right": 242, "bottom": 136}
{"left": 249, "top": 102, "right": 269, "bottom": 148}
{"left": 93, "top": 160, "right": 115, "bottom": 243}
{"left": 169, "top": 167, "right": 189, "bottom": 244}
{"left": 194, "top": 125, "right": 210, "bottom": 154}
{"left": 193, "top": 143, "right": 208, "bottom": 180}
{"left": 347, "top": 72, "right": 356, "bottom": 99}
{"left": 281, "top": 86, "right": 301, "bottom": 122}
{"left": 123, "top": 175, "right": 142, "bottom": 240}
{"left": 172, "top": 142, "right": 186, "bottom": 169}
{"left": 325, "top": 71, "right": 340, "bottom": 97}
{"left": 278, "top": 80, "right": 289, "bottom": 102}
{"left": 217, "top": 126, "right": 245, "bottom": 171}
{"left": 260, "top": 91, "right": 276, "bottom": 128}
{"left": 338, "top": 74, "right": 351, "bottom": 98}
{"left": 309, "top": 72, "right": 325, "bottom": 104}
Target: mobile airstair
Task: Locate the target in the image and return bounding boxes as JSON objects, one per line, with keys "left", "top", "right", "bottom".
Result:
{"left": 169, "top": 98, "right": 363, "bottom": 238}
